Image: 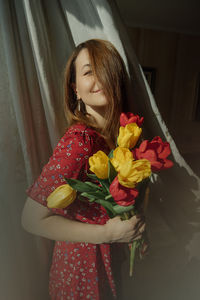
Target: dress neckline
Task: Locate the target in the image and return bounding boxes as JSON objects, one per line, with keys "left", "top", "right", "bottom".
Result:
{"left": 70, "top": 123, "right": 115, "bottom": 151}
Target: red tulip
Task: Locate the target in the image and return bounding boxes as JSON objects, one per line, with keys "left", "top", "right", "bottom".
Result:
{"left": 133, "top": 136, "right": 174, "bottom": 172}
{"left": 109, "top": 177, "right": 138, "bottom": 206}
{"left": 120, "top": 112, "right": 144, "bottom": 127}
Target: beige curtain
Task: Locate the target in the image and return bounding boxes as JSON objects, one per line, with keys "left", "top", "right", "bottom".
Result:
{"left": 0, "top": 0, "right": 199, "bottom": 299}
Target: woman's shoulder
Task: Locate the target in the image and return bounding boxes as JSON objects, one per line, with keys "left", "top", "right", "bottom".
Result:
{"left": 54, "top": 123, "right": 110, "bottom": 157}
{"left": 52, "top": 124, "right": 93, "bottom": 157}
{"left": 54, "top": 123, "right": 101, "bottom": 151}
{"left": 64, "top": 123, "right": 102, "bottom": 140}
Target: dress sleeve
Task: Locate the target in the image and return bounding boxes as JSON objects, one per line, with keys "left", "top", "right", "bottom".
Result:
{"left": 26, "top": 127, "right": 94, "bottom": 208}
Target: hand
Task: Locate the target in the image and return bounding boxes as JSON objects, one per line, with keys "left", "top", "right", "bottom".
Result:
{"left": 104, "top": 215, "right": 146, "bottom": 244}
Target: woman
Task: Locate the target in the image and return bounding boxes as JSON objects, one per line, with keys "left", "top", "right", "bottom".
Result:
{"left": 21, "top": 39, "right": 145, "bottom": 300}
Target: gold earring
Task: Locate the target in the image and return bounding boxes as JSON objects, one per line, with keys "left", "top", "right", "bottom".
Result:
{"left": 77, "top": 98, "right": 81, "bottom": 111}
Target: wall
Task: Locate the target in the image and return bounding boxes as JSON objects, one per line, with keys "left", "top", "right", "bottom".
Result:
{"left": 127, "top": 27, "right": 200, "bottom": 157}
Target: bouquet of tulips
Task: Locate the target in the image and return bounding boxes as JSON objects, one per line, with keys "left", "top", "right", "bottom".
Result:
{"left": 47, "top": 112, "right": 174, "bottom": 276}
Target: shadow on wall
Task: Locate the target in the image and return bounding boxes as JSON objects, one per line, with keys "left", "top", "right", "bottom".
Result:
{"left": 182, "top": 152, "right": 200, "bottom": 177}
{"left": 120, "top": 162, "right": 200, "bottom": 300}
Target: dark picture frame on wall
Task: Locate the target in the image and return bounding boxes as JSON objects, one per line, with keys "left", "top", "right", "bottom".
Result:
{"left": 142, "top": 66, "right": 156, "bottom": 95}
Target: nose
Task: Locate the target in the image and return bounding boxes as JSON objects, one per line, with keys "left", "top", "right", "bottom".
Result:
{"left": 91, "top": 77, "right": 102, "bottom": 92}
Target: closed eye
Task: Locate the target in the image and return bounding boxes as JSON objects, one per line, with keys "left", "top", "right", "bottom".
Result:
{"left": 84, "top": 70, "right": 92, "bottom": 75}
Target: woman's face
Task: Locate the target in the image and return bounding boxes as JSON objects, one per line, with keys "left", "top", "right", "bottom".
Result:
{"left": 74, "top": 48, "right": 108, "bottom": 110}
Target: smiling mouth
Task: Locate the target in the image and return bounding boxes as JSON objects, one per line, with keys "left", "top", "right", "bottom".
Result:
{"left": 91, "top": 89, "right": 102, "bottom": 93}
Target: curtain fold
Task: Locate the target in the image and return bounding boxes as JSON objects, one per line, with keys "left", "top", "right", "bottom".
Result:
{"left": 23, "top": 0, "right": 61, "bottom": 146}
{"left": 0, "top": 0, "right": 199, "bottom": 299}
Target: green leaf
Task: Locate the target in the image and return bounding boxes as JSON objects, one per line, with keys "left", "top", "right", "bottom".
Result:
{"left": 100, "top": 206, "right": 113, "bottom": 218}
{"left": 97, "top": 178, "right": 110, "bottom": 194}
{"left": 86, "top": 174, "right": 109, "bottom": 194}
{"left": 86, "top": 173, "right": 110, "bottom": 194}
{"left": 113, "top": 204, "right": 135, "bottom": 214}
{"left": 108, "top": 149, "right": 114, "bottom": 158}
{"left": 86, "top": 173, "right": 99, "bottom": 181}
{"left": 95, "top": 199, "right": 117, "bottom": 218}
{"left": 105, "top": 194, "right": 113, "bottom": 201}
{"left": 78, "top": 195, "right": 88, "bottom": 202}
{"left": 65, "top": 178, "right": 97, "bottom": 193}
{"left": 84, "top": 181, "right": 102, "bottom": 190}
{"left": 88, "top": 198, "right": 97, "bottom": 203}
{"left": 108, "top": 160, "right": 117, "bottom": 184}
{"left": 80, "top": 190, "right": 106, "bottom": 200}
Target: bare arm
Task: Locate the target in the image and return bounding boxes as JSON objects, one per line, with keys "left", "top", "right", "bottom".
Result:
{"left": 21, "top": 197, "right": 145, "bottom": 244}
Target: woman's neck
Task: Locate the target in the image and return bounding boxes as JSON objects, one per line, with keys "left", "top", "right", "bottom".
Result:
{"left": 85, "top": 105, "right": 107, "bottom": 129}
{"left": 85, "top": 105, "right": 116, "bottom": 150}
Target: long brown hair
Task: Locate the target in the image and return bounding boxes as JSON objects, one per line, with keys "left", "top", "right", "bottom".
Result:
{"left": 63, "top": 39, "right": 129, "bottom": 143}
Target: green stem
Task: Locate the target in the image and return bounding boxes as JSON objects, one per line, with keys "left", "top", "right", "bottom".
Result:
{"left": 124, "top": 212, "right": 129, "bottom": 220}
{"left": 105, "top": 194, "right": 113, "bottom": 200}
{"left": 130, "top": 240, "right": 138, "bottom": 277}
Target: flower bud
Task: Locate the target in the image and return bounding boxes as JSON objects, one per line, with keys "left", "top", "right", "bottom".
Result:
{"left": 118, "top": 159, "right": 151, "bottom": 188}
{"left": 111, "top": 147, "right": 134, "bottom": 171}
{"left": 109, "top": 177, "right": 138, "bottom": 206}
{"left": 118, "top": 123, "right": 142, "bottom": 149}
{"left": 47, "top": 184, "right": 76, "bottom": 209}
{"left": 120, "top": 112, "right": 144, "bottom": 127}
{"left": 89, "top": 150, "right": 109, "bottom": 179}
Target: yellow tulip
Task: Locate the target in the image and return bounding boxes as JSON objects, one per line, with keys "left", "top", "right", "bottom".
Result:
{"left": 118, "top": 159, "right": 151, "bottom": 188}
{"left": 47, "top": 184, "right": 76, "bottom": 209}
{"left": 111, "top": 147, "right": 134, "bottom": 171}
{"left": 89, "top": 150, "right": 109, "bottom": 179}
{"left": 118, "top": 123, "right": 142, "bottom": 149}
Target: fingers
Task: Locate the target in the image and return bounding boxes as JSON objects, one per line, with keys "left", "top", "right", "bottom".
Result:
{"left": 133, "top": 234, "right": 143, "bottom": 240}
{"left": 135, "top": 223, "right": 146, "bottom": 237}
{"left": 105, "top": 214, "right": 146, "bottom": 243}
{"left": 130, "top": 222, "right": 146, "bottom": 242}
{"left": 129, "top": 215, "right": 145, "bottom": 233}
{"left": 118, "top": 214, "right": 146, "bottom": 237}
{"left": 135, "top": 219, "right": 145, "bottom": 233}
{"left": 129, "top": 234, "right": 143, "bottom": 244}
{"left": 130, "top": 214, "right": 145, "bottom": 224}
{"left": 138, "top": 223, "right": 146, "bottom": 234}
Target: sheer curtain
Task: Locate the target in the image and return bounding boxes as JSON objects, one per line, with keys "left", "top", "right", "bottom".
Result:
{"left": 0, "top": 0, "right": 199, "bottom": 299}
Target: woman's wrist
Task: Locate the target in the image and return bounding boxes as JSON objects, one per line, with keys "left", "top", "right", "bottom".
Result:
{"left": 102, "top": 222, "right": 112, "bottom": 244}
{"left": 93, "top": 224, "right": 109, "bottom": 244}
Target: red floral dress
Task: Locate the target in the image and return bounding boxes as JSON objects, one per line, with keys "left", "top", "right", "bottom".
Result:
{"left": 26, "top": 123, "right": 125, "bottom": 300}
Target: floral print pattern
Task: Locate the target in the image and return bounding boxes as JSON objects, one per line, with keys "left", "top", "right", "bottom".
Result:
{"left": 26, "top": 124, "right": 121, "bottom": 299}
